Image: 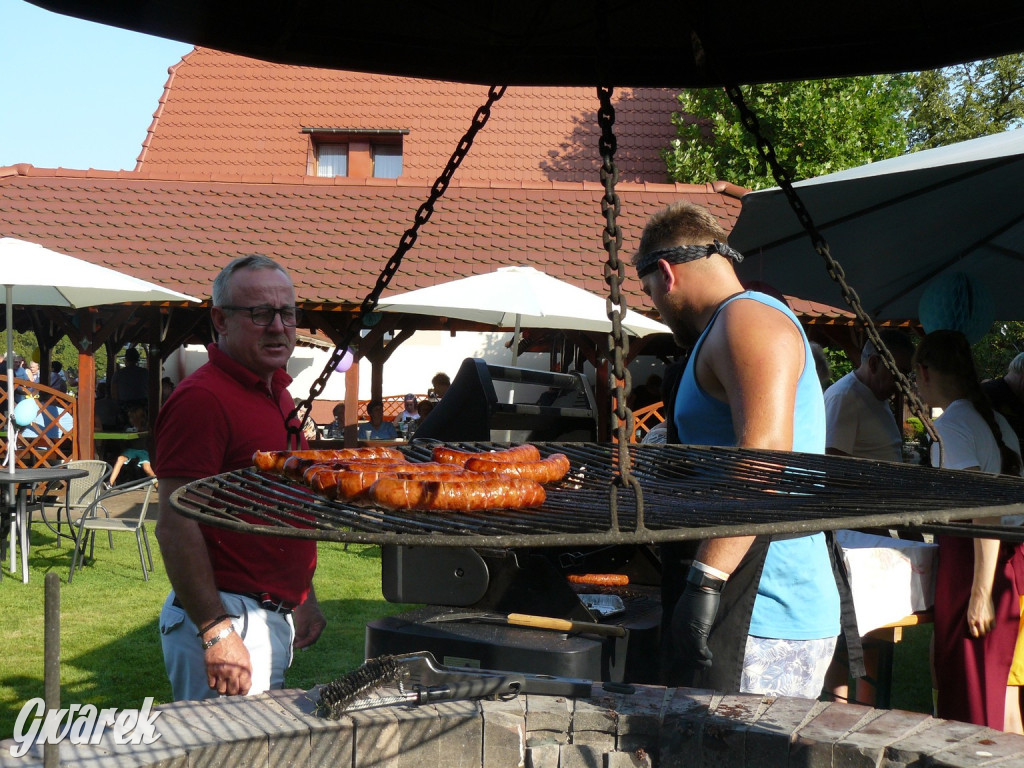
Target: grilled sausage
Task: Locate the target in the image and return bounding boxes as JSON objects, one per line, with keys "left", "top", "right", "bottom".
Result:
{"left": 432, "top": 444, "right": 542, "bottom": 467}
{"left": 282, "top": 456, "right": 330, "bottom": 481}
{"left": 392, "top": 470, "right": 491, "bottom": 482}
{"left": 464, "top": 453, "right": 570, "bottom": 484}
{"left": 305, "top": 463, "right": 464, "bottom": 500}
{"left": 368, "top": 476, "right": 546, "bottom": 511}
{"left": 333, "top": 461, "right": 450, "bottom": 474}
{"left": 284, "top": 455, "right": 418, "bottom": 481}
{"left": 567, "top": 573, "right": 630, "bottom": 586}
{"left": 307, "top": 468, "right": 383, "bottom": 500}
{"left": 252, "top": 447, "right": 406, "bottom": 474}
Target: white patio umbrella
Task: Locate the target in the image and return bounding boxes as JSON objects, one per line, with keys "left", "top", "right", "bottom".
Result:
{"left": 731, "top": 129, "right": 1024, "bottom": 322}
{"left": 1, "top": 237, "right": 199, "bottom": 473}
{"left": 375, "top": 265, "right": 670, "bottom": 363}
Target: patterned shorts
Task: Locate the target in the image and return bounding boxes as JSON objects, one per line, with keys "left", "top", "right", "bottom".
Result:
{"left": 739, "top": 635, "right": 838, "bottom": 699}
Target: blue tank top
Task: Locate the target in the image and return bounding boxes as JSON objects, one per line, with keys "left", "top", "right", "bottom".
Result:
{"left": 674, "top": 291, "right": 839, "bottom": 639}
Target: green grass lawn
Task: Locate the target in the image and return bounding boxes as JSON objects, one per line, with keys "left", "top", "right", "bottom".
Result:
{"left": 0, "top": 522, "right": 935, "bottom": 741}
{"left": 0, "top": 524, "right": 408, "bottom": 740}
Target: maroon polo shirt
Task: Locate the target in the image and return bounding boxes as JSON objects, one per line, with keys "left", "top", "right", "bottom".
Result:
{"left": 154, "top": 343, "right": 315, "bottom": 606}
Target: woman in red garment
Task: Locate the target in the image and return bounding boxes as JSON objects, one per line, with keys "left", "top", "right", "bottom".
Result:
{"left": 914, "top": 330, "right": 1024, "bottom": 732}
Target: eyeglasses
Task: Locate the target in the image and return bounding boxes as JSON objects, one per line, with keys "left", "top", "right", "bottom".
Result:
{"left": 220, "top": 305, "right": 303, "bottom": 327}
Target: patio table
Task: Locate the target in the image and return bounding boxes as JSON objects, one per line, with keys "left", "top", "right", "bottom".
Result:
{"left": 94, "top": 430, "right": 149, "bottom": 441}
{"left": 2, "top": 466, "right": 87, "bottom": 583}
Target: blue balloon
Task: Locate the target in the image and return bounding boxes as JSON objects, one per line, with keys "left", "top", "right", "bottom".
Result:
{"left": 13, "top": 398, "right": 39, "bottom": 428}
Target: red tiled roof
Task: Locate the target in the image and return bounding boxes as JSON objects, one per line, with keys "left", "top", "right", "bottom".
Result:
{"left": 0, "top": 164, "right": 744, "bottom": 309}
{"left": 137, "top": 48, "right": 685, "bottom": 184}
{"left": 789, "top": 297, "right": 855, "bottom": 321}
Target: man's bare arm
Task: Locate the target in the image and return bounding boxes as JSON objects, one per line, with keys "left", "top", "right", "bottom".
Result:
{"left": 156, "top": 478, "right": 253, "bottom": 695}
{"left": 156, "top": 479, "right": 227, "bottom": 623}
{"left": 693, "top": 299, "right": 806, "bottom": 572}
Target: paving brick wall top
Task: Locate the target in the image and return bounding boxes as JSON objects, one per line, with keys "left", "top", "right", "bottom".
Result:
{"left": 5, "top": 684, "right": 1023, "bottom": 767}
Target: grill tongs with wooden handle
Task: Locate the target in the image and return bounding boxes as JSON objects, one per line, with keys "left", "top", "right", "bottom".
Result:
{"left": 316, "top": 650, "right": 592, "bottom": 718}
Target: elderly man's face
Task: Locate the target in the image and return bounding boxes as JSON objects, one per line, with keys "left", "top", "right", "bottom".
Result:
{"left": 212, "top": 267, "right": 296, "bottom": 385}
{"left": 869, "top": 349, "right": 913, "bottom": 401}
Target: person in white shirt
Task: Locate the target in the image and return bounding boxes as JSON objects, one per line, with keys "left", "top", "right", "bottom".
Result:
{"left": 396, "top": 393, "right": 419, "bottom": 424}
{"left": 822, "top": 329, "right": 915, "bottom": 705}
{"left": 824, "top": 330, "right": 915, "bottom": 462}
{"left": 914, "top": 329, "right": 1023, "bottom": 733}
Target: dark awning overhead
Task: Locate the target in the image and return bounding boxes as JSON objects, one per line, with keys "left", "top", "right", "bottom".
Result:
{"left": 26, "top": 1, "right": 1024, "bottom": 87}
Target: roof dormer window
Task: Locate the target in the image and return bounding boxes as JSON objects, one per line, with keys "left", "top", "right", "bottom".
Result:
{"left": 304, "top": 128, "right": 408, "bottom": 178}
{"left": 315, "top": 143, "right": 348, "bottom": 177}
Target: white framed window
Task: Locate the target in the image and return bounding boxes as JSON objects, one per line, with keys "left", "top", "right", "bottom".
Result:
{"left": 316, "top": 143, "right": 348, "bottom": 177}
{"left": 372, "top": 143, "right": 403, "bottom": 178}
{"left": 305, "top": 128, "right": 408, "bottom": 178}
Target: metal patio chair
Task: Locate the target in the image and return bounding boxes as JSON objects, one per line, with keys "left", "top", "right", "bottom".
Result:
{"left": 34, "top": 459, "right": 111, "bottom": 547}
{"left": 69, "top": 476, "right": 158, "bottom": 582}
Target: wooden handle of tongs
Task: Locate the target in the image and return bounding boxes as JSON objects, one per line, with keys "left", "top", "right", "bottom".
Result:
{"left": 507, "top": 613, "right": 626, "bottom": 637}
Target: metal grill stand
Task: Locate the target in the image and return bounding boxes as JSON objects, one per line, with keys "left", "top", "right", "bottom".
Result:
{"left": 370, "top": 545, "right": 664, "bottom": 682}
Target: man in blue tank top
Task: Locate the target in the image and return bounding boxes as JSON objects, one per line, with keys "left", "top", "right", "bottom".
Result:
{"left": 632, "top": 201, "right": 842, "bottom": 698}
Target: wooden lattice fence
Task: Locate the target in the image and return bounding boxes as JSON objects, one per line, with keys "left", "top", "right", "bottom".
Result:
{"left": 0, "top": 375, "right": 78, "bottom": 467}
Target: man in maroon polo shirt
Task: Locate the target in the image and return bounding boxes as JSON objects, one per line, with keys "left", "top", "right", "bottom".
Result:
{"left": 155, "top": 254, "right": 326, "bottom": 701}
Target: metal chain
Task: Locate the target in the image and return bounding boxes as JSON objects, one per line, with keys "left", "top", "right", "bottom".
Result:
{"left": 723, "top": 84, "right": 942, "bottom": 455}
{"left": 597, "top": 85, "right": 645, "bottom": 530}
{"left": 286, "top": 85, "right": 508, "bottom": 447}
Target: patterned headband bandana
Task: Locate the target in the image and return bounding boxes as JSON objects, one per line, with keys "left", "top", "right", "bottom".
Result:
{"left": 635, "top": 240, "right": 744, "bottom": 279}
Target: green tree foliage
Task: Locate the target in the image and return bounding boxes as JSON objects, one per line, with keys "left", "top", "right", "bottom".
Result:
{"left": 664, "top": 76, "right": 917, "bottom": 189}
{"left": 7, "top": 331, "right": 107, "bottom": 391}
{"left": 823, "top": 346, "right": 854, "bottom": 385}
{"left": 909, "top": 55, "right": 1024, "bottom": 149}
{"left": 662, "top": 56, "right": 1024, "bottom": 375}
{"left": 972, "top": 322, "right": 1024, "bottom": 381}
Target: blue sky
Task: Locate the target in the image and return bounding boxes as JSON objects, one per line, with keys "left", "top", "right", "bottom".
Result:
{"left": 1, "top": 0, "right": 191, "bottom": 171}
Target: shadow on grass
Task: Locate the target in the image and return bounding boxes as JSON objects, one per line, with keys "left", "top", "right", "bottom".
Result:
{"left": 0, "top": 618, "right": 169, "bottom": 739}
{"left": 352, "top": 544, "right": 382, "bottom": 559}
{"left": 0, "top": 596, "right": 409, "bottom": 739}
{"left": 287, "top": 598, "right": 413, "bottom": 691}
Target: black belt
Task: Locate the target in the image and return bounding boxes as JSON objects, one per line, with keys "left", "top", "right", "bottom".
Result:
{"left": 172, "top": 590, "right": 297, "bottom": 615}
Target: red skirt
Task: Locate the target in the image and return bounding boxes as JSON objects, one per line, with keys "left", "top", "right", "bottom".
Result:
{"left": 934, "top": 535, "right": 1024, "bottom": 729}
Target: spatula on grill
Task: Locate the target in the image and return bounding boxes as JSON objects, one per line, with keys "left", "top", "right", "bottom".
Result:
{"left": 425, "top": 610, "right": 626, "bottom": 637}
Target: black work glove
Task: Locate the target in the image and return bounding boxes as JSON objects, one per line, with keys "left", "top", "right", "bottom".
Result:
{"left": 671, "top": 567, "right": 725, "bottom": 670}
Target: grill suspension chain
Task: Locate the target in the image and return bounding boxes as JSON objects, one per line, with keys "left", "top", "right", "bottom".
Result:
{"left": 723, "top": 83, "right": 942, "bottom": 460}
{"left": 597, "top": 85, "right": 645, "bottom": 530}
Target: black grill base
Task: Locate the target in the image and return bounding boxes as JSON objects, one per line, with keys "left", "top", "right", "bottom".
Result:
{"left": 365, "top": 603, "right": 662, "bottom": 683}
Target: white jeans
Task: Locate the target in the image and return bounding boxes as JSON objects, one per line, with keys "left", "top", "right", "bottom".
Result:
{"left": 159, "top": 591, "right": 294, "bottom": 701}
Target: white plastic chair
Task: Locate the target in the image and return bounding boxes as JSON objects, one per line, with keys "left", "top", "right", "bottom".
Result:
{"left": 69, "top": 477, "right": 157, "bottom": 582}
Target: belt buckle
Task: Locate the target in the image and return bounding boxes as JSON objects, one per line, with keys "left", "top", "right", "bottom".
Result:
{"left": 257, "top": 592, "right": 292, "bottom": 614}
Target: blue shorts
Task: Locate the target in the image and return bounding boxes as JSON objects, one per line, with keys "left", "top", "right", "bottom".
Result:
{"left": 120, "top": 447, "right": 150, "bottom": 464}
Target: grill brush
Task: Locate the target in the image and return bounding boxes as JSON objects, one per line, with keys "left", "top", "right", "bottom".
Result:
{"left": 316, "top": 650, "right": 591, "bottom": 718}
